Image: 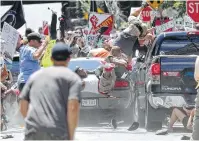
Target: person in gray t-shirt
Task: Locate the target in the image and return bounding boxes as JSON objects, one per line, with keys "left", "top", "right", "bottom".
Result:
{"left": 19, "top": 43, "right": 82, "bottom": 140}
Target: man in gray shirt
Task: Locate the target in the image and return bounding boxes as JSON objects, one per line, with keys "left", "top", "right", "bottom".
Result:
{"left": 19, "top": 43, "right": 82, "bottom": 140}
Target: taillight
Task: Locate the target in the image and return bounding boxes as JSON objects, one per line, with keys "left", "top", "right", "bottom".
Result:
{"left": 114, "top": 80, "right": 129, "bottom": 88}
{"left": 150, "top": 63, "right": 160, "bottom": 75}
{"left": 163, "top": 72, "right": 180, "bottom": 77}
{"left": 187, "top": 31, "right": 199, "bottom": 35}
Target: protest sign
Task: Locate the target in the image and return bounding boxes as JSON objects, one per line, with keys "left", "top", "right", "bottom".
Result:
{"left": 154, "top": 18, "right": 174, "bottom": 35}
{"left": 141, "top": 6, "right": 152, "bottom": 22}
{"left": 89, "top": 12, "right": 113, "bottom": 35}
{"left": 1, "top": 22, "right": 19, "bottom": 64}
{"left": 86, "top": 35, "right": 98, "bottom": 47}
{"left": 184, "top": 15, "right": 194, "bottom": 29}
{"left": 41, "top": 40, "right": 56, "bottom": 67}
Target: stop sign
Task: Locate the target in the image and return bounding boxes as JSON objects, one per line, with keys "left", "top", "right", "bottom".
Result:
{"left": 141, "top": 6, "right": 152, "bottom": 22}
{"left": 186, "top": 0, "right": 199, "bottom": 22}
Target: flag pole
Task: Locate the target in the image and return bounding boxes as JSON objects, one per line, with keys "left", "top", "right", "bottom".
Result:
{"left": 20, "top": 0, "right": 27, "bottom": 29}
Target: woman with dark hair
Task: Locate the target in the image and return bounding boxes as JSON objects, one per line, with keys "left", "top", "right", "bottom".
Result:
{"left": 25, "top": 28, "right": 34, "bottom": 37}
{"left": 23, "top": 28, "right": 34, "bottom": 45}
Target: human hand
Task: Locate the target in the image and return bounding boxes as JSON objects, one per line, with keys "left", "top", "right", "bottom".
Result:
{"left": 126, "top": 64, "right": 132, "bottom": 71}
{"left": 141, "top": 0, "right": 149, "bottom": 8}
{"left": 122, "top": 62, "right": 128, "bottom": 68}
{"left": 1, "top": 84, "right": 7, "bottom": 91}
{"left": 42, "top": 39, "right": 49, "bottom": 48}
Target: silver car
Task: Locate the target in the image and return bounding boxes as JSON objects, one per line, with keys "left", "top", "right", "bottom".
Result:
{"left": 68, "top": 57, "right": 135, "bottom": 125}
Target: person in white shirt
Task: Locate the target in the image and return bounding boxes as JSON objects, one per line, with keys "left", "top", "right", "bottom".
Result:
{"left": 191, "top": 56, "right": 199, "bottom": 140}
{"left": 194, "top": 56, "right": 199, "bottom": 82}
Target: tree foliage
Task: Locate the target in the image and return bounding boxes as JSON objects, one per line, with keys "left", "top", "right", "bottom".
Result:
{"left": 161, "top": 0, "right": 186, "bottom": 18}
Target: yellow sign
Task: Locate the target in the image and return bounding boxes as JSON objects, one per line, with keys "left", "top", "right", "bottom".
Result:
{"left": 41, "top": 40, "right": 56, "bottom": 67}
{"left": 84, "top": 8, "right": 105, "bottom": 20}
{"left": 147, "top": 0, "right": 164, "bottom": 10}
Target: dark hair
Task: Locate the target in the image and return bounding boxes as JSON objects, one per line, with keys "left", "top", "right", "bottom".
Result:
{"left": 74, "top": 66, "right": 80, "bottom": 73}
{"left": 25, "top": 28, "right": 34, "bottom": 37}
{"left": 38, "top": 27, "right": 42, "bottom": 31}
{"left": 134, "top": 23, "right": 143, "bottom": 36}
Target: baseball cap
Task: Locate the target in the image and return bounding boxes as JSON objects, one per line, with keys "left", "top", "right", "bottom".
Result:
{"left": 51, "top": 43, "right": 72, "bottom": 61}
{"left": 27, "top": 32, "right": 42, "bottom": 43}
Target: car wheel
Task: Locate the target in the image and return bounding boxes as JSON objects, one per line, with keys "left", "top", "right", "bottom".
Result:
{"left": 133, "top": 92, "right": 145, "bottom": 127}
{"left": 145, "top": 100, "right": 162, "bottom": 131}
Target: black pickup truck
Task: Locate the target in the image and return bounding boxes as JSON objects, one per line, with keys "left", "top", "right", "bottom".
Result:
{"left": 132, "top": 31, "right": 199, "bottom": 130}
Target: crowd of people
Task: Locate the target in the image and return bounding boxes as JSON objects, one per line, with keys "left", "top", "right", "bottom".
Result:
{"left": 1, "top": 2, "right": 199, "bottom": 140}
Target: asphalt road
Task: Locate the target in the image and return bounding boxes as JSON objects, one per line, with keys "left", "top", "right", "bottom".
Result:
{"left": 0, "top": 125, "right": 191, "bottom": 141}
{"left": 1, "top": 95, "right": 192, "bottom": 141}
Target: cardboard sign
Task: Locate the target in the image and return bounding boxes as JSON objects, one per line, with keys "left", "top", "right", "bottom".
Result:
{"left": 41, "top": 40, "right": 56, "bottom": 67}
{"left": 89, "top": 12, "right": 113, "bottom": 35}
{"left": 1, "top": 22, "right": 19, "bottom": 64}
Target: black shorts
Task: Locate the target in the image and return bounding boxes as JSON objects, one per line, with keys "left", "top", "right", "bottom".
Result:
{"left": 182, "top": 116, "right": 189, "bottom": 128}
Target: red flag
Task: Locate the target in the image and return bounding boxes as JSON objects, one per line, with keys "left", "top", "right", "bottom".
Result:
{"left": 42, "top": 21, "right": 49, "bottom": 35}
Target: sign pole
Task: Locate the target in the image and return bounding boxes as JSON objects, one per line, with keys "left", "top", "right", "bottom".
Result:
{"left": 21, "top": 0, "right": 27, "bottom": 29}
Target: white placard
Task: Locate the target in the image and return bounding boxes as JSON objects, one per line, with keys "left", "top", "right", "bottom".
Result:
{"left": 155, "top": 20, "right": 174, "bottom": 35}
{"left": 1, "top": 22, "right": 19, "bottom": 64}
{"left": 184, "top": 15, "right": 194, "bottom": 28}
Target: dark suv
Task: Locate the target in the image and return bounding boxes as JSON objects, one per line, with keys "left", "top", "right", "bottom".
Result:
{"left": 132, "top": 31, "right": 199, "bottom": 130}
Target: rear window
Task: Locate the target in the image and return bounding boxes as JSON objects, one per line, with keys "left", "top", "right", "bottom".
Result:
{"left": 158, "top": 36, "right": 199, "bottom": 55}
{"left": 68, "top": 59, "right": 101, "bottom": 71}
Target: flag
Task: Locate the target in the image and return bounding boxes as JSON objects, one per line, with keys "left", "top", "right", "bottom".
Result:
{"left": 1, "top": 1, "right": 26, "bottom": 29}
{"left": 42, "top": 21, "right": 49, "bottom": 35}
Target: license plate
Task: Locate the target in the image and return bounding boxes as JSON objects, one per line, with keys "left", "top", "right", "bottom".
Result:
{"left": 81, "top": 99, "right": 97, "bottom": 107}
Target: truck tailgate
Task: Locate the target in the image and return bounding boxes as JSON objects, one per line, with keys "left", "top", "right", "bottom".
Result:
{"left": 160, "top": 56, "right": 197, "bottom": 94}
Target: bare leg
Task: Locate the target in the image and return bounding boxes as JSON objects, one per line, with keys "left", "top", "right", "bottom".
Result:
{"left": 169, "top": 108, "right": 186, "bottom": 129}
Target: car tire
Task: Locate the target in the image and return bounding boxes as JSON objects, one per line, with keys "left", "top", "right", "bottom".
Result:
{"left": 145, "top": 100, "right": 162, "bottom": 131}
{"left": 133, "top": 91, "right": 145, "bottom": 127}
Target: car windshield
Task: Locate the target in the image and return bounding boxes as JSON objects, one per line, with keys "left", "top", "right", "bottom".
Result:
{"left": 159, "top": 36, "right": 199, "bottom": 54}
{"left": 68, "top": 59, "right": 101, "bottom": 71}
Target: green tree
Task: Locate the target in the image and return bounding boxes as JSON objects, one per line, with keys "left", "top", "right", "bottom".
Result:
{"left": 161, "top": 0, "right": 186, "bottom": 18}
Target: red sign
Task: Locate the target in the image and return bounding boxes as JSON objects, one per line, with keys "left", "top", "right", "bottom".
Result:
{"left": 154, "top": 17, "right": 173, "bottom": 34}
{"left": 186, "top": 0, "right": 199, "bottom": 22}
{"left": 141, "top": 6, "right": 152, "bottom": 22}
{"left": 89, "top": 13, "right": 113, "bottom": 35}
